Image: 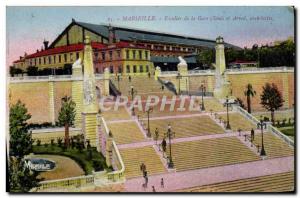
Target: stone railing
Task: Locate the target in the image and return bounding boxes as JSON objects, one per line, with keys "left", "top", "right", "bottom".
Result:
{"left": 101, "top": 117, "right": 125, "bottom": 182}
{"left": 31, "top": 127, "right": 82, "bottom": 144}
{"left": 267, "top": 124, "right": 294, "bottom": 147}
{"left": 233, "top": 105, "right": 294, "bottom": 147}
{"left": 160, "top": 71, "right": 178, "bottom": 76}
{"left": 9, "top": 74, "right": 104, "bottom": 83}
{"left": 226, "top": 66, "right": 294, "bottom": 74}
{"left": 188, "top": 69, "right": 215, "bottom": 75}
{"left": 35, "top": 174, "right": 95, "bottom": 192}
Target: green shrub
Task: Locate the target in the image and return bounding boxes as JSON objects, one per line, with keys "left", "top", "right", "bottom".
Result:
{"left": 36, "top": 139, "right": 41, "bottom": 146}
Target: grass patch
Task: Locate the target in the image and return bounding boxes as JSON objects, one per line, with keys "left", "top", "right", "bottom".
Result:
{"left": 278, "top": 126, "right": 294, "bottom": 137}
{"left": 32, "top": 145, "right": 107, "bottom": 175}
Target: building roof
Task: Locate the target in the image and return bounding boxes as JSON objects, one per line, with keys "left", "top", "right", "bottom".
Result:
{"left": 50, "top": 20, "right": 240, "bottom": 50}
{"left": 19, "top": 42, "right": 106, "bottom": 61}
{"left": 151, "top": 56, "right": 197, "bottom": 64}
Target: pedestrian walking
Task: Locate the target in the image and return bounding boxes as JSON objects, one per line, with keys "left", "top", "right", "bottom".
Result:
{"left": 161, "top": 178, "right": 164, "bottom": 188}
{"left": 148, "top": 72, "right": 151, "bottom": 78}
{"left": 162, "top": 85, "right": 164, "bottom": 91}
{"left": 129, "top": 75, "right": 131, "bottom": 82}
{"left": 251, "top": 128, "right": 255, "bottom": 142}
{"left": 145, "top": 175, "right": 148, "bottom": 187}
{"left": 161, "top": 138, "right": 167, "bottom": 157}
{"left": 154, "top": 128, "right": 159, "bottom": 145}
{"left": 143, "top": 170, "right": 148, "bottom": 178}
{"left": 152, "top": 186, "right": 156, "bottom": 192}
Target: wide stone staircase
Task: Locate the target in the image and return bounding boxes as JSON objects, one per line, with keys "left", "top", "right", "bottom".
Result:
{"left": 120, "top": 146, "right": 166, "bottom": 178}
{"left": 166, "top": 137, "right": 260, "bottom": 172}
{"left": 179, "top": 171, "right": 294, "bottom": 192}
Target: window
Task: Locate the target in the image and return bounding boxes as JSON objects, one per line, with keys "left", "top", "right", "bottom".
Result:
{"left": 39, "top": 58, "right": 41, "bottom": 65}
{"left": 101, "top": 52, "right": 105, "bottom": 60}
{"left": 117, "top": 50, "right": 121, "bottom": 58}
{"left": 126, "top": 50, "right": 130, "bottom": 59}
{"left": 146, "top": 65, "right": 149, "bottom": 72}
{"left": 76, "top": 52, "right": 80, "bottom": 60}
{"left": 145, "top": 51, "right": 149, "bottom": 60}
{"left": 64, "top": 54, "right": 67, "bottom": 62}
{"left": 48, "top": 56, "right": 51, "bottom": 64}
{"left": 126, "top": 65, "right": 130, "bottom": 73}
{"left": 94, "top": 52, "right": 98, "bottom": 59}
{"left": 109, "top": 51, "right": 113, "bottom": 60}
{"left": 133, "top": 65, "right": 137, "bottom": 73}
{"left": 53, "top": 56, "right": 56, "bottom": 64}
{"left": 70, "top": 53, "right": 74, "bottom": 62}
{"left": 118, "top": 65, "right": 122, "bottom": 73}
{"left": 140, "top": 65, "right": 143, "bottom": 73}
{"left": 110, "top": 66, "right": 114, "bottom": 73}
{"left": 95, "top": 68, "right": 99, "bottom": 73}
{"left": 132, "top": 50, "right": 136, "bottom": 59}
{"left": 139, "top": 50, "right": 142, "bottom": 59}
{"left": 59, "top": 55, "right": 61, "bottom": 63}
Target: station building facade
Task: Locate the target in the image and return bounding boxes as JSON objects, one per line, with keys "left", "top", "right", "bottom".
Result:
{"left": 12, "top": 19, "right": 238, "bottom": 74}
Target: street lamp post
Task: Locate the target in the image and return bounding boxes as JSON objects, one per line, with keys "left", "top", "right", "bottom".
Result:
{"left": 200, "top": 84, "right": 206, "bottom": 111}
{"left": 257, "top": 116, "right": 267, "bottom": 157}
{"left": 129, "top": 85, "right": 137, "bottom": 116}
{"left": 176, "top": 73, "right": 182, "bottom": 95}
{"left": 164, "top": 124, "right": 175, "bottom": 169}
{"left": 146, "top": 107, "right": 153, "bottom": 137}
{"left": 223, "top": 96, "right": 234, "bottom": 130}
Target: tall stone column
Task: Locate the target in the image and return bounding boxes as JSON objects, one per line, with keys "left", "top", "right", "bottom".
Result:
{"left": 71, "top": 59, "right": 83, "bottom": 128}
{"left": 48, "top": 78, "right": 55, "bottom": 125}
{"left": 81, "top": 36, "right": 99, "bottom": 147}
{"left": 103, "top": 68, "right": 110, "bottom": 96}
{"left": 177, "top": 57, "right": 189, "bottom": 94}
{"left": 213, "top": 36, "right": 230, "bottom": 98}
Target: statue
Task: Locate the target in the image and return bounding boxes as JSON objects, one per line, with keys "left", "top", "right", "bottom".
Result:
{"left": 178, "top": 56, "right": 187, "bottom": 65}
{"left": 72, "top": 58, "right": 82, "bottom": 69}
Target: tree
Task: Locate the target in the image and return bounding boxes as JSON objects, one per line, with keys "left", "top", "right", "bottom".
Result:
{"left": 9, "top": 100, "right": 33, "bottom": 158}
{"left": 197, "top": 49, "right": 215, "bottom": 68}
{"left": 260, "top": 83, "right": 284, "bottom": 124}
{"left": 9, "top": 157, "right": 42, "bottom": 192}
{"left": 58, "top": 96, "right": 76, "bottom": 147}
{"left": 26, "top": 66, "right": 39, "bottom": 76}
{"left": 244, "top": 84, "right": 256, "bottom": 113}
{"left": 9, "top": 100, "right": 41, "bottom": 192}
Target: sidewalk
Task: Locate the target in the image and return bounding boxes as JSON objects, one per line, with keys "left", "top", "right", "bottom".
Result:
{"left": 124, "top": 156, "right": 294, "bottom": 192}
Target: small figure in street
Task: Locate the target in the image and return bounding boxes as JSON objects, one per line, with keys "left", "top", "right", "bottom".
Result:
{"left": 129, "top": 75, "right": 132, "bottom": 82}
{"left": 148, "top": 72, "right": 151, "bottom": 78}
{"left": 161, "top": 85, "right": 164, "bottom": 91}
{"left": 154, "top": 128, "right": 159, "bottom": 145}
{"left": 143, "top": 170, "right": 148, "bottom": 178}
{"left": 161, "top": 138, "right": 167, "bottom": 157}
{"left": 161, "top": 178, "right": 164, "bottom": 188}
{"left": 144, "top": 175, "right": 148, "bottom": 187}
{"left": 251, "top": 128, "right": 255, "bottom": 142}
{"left": 117, "top": 74, "right": 120, "bottom": 82}
{"left": 140, "top": 162, "right": 146, "bottom": 174}
{"left": 152, "top": 186, "right": 156, "bottom": 192}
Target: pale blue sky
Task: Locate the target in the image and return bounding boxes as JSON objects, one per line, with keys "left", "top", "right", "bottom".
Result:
{"left": 6, "top": 6, "right": 294, "bottom": 65}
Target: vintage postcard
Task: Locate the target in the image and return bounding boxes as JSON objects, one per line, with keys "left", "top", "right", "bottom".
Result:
{"left": 6, "top": 6, "right": 295, "bottom": 193}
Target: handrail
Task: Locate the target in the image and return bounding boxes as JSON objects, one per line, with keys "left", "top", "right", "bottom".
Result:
{"left": 101, "top": 117, "right": 125, "bottom": 181}
{"left": 233, "top": 105, "right": 294, "bottom": 147}
{"left": 226, "top": 66, "right": 294, "bottom": 73}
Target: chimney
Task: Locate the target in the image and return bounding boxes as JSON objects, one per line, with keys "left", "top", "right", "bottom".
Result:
{"left": 43, "top": 40, "right": 49, "bottom": 50}
{"left": 36, "top": 49, "right": 39, "bottom": 53}
{"left": 19, "top": 56, "right": 22, "bottom": 60}
{"left": 108, "top": 24, "right": 116, "bottom": 44}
